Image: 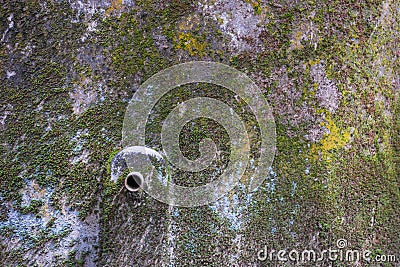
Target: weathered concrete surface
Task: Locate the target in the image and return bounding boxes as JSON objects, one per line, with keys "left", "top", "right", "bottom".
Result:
{"left": 1, "top": 0, "right": 399, "bottom": 266}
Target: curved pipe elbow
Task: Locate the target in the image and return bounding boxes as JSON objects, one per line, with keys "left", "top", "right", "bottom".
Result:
{"left": 110, "top": 146, "right": 167, "bottom": 192}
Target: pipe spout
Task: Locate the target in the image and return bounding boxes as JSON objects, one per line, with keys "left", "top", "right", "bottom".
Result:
{"left": 124, "top": 172, "right": 143, "bottom": 192}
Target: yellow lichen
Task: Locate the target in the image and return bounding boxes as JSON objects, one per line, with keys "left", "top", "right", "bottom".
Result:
{"left": 176, "top": 32, "right": 207, "bottom": 57}
{"left": 106, "top": 0, "right": 123, "bottom": 16}
{"left": 310, "top": 113, "right": 351, "bottom": 162}
{"left": 308, "top": 58, "right": 321, "bottom": 67}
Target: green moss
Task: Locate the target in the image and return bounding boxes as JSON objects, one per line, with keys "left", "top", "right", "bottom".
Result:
{"left": 1, "top": 0, "right": 398, "bottom": 264}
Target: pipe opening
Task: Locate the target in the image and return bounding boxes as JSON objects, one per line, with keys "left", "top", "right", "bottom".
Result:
{"left": 125, "top": 172, "right": 143, "bottom": 192}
